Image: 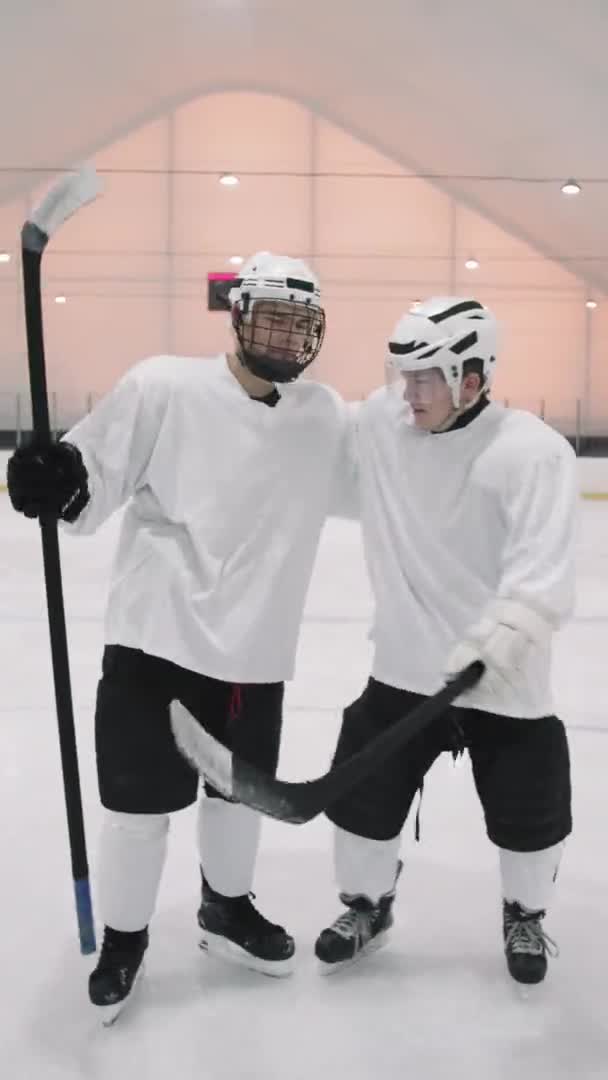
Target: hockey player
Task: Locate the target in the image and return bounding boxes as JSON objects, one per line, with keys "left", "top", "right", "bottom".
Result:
{"left": 315, "top": 297, "right": 576, "bottom": 987}
{"left": 7, "top": 251, "right": 346, "bottom": 1021}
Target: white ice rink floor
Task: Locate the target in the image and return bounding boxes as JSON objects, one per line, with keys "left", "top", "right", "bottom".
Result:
{"left": 1, "top": 495, "right": 607, "bottom": 1080}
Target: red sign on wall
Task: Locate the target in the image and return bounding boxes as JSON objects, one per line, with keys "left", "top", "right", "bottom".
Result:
{"left": 207, "top": 271, "right": 237, "bottom": 311}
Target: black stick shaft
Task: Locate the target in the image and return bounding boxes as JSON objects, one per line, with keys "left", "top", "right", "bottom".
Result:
{"left": 21, "top": 231, "right": 95, "bottom": 953}
{"left": 230, "top": 662, "right": 484, "bottom": 824}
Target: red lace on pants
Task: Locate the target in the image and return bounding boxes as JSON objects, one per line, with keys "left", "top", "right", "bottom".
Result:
{"left": 229, "top": 685, "right": 242, "bottom": 723}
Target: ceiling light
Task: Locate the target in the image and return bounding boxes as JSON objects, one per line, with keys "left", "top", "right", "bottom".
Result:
{"left": 585, "top": 299, "right": 598, "bottom": 310}
{"left": 465, "top": 258, "right": 479, "bottom": 270}
{"left": 561, "top": 179, "right": 581, "bottom": 196}
{"left": 0, "top": 251, "right": 11, "bottom": 264}
{"left": 229, "top": 255, "right": 244, "bottom": 265}
{"left": 219, "top": 173, "right": 239, "bottom": 187}
{"left": 54, "top": 295, "right": 67, "bottom": 304}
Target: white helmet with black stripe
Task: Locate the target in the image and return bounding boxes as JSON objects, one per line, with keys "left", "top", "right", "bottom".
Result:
{"left": 228, "top": 251, "right": 325, "bottom": 383}
{"left": 387, "top": 297, "right": 498, "bottom": 408}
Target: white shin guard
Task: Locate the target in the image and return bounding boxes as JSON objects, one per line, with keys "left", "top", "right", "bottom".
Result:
{"left": 499, "top": 841, "right": 565, "bottom": 912}
{"left": 97, "top": 810, "right": 170, "bottom": 931}
{"left": 334, "top": 826, "right": 402, "bottom": 905}
{"left": 197, "top": 796, "right": 262, "bottom": 897}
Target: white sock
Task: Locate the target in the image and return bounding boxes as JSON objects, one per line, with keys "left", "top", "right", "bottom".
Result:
{"left": 334, "top": 825, "right": 402, "bottom": 905}
{"left": 500, "top": 841, "right": 566, "bottom": 912}
{"left": 97, "top": 810, "right": 170, "bottom": 931}
{"left": 197, "top": 796, "right": 262, "bottom": 897}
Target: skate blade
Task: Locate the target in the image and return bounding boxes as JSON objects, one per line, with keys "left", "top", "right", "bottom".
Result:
{"left": 96, "top": 963, "right": 145, "bottom": 1027}
{"left": 316, "top": 930, "right": 390, "bottom": 976}
{"left": 512, "top": 979, "right": 545, "bottom": 1002}
{"left": 199, "top": 932, "right": 294, "bottom": 978}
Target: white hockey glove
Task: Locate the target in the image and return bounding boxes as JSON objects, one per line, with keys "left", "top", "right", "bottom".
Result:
{"left": 445, "top": 599, "right": 553, "bottom": 694}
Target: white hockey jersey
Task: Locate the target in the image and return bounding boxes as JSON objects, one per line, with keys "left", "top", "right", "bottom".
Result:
{"left": 63, "top": 354, "right": 347, "bottom": 683}
{"left": 354, "top": 389, "right": 578, "bottom": 717}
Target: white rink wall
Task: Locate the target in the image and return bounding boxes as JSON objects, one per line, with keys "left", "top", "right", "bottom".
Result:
{"left": 2, "top": 450, "right": 608, "bottom": 497}
{"left": 574, "top": 456, "right": 608, "bottom": 496}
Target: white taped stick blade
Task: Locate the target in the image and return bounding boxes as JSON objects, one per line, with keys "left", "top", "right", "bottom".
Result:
{"left": 29, "top": 166, "right": 102, "bottom": 240}
{"left": 169, "top": 700, "right": 235, "bottom": 798}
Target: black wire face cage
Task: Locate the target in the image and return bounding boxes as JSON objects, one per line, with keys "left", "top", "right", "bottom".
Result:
{"left": 233, "top": 297, "right": 326, "bottom": 383}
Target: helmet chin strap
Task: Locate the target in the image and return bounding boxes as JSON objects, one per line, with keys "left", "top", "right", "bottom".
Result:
{"left": 431, "top": 380, "right": 489, "bottom": 433}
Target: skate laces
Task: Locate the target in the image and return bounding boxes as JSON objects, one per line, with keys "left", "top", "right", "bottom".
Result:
{"left": 331, "top": 907, "right": 372, "bottom": 942}
{"left": 237, "top": 891, "right": 284, "bottom": 936}
{"left": 505, "top": 909, "right": 559, "bottom": 958}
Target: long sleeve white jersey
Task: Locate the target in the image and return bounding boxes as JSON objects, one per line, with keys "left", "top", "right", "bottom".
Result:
{"left": 63, "top": 354, "right": 347, "bottom": 683}
{"left": 355, "top": 389, "right": 578, "bottom": 717}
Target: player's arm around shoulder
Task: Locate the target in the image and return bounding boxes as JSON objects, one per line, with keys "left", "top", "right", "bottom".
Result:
{"left": 313, "top": 386, "right": 362, "bottom": 520}
{"left": 496, "top": 414, "right": 578, "bottom": 627}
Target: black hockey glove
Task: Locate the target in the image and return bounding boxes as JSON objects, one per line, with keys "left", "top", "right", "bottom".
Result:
{"left": 7, "top": 440, "right": 90, "bottom": 523}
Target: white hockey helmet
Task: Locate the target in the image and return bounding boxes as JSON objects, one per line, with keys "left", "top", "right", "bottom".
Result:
{"left": 387, "top": 297, "right": 497, "bottom": 408}
{"left": 228, "top": 251, "right": 325, "bottom": 383}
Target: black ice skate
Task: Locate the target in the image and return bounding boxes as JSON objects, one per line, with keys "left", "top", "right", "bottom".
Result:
{"left": 503, "top": 900, "right": 559, "bottom": 986}
{"left": 197, "top": 872, "right": 295, "bottom": 977}
{"left": 315, "top": 861, "right": 402, "bottom": 973}
{"left": 89, "top": 926, "right": 148, "bottom": 1025}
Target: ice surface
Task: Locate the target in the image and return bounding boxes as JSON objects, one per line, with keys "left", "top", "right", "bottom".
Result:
{"left": 1, "top": 497, "right": 606, "bottom": 1079}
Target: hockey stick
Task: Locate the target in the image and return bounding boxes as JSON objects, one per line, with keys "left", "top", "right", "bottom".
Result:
{"left": 21, "top": 167, "right": 102, "bottom": 954}
{"left": 170, "top": 661, "right": 484, "bottom": 824}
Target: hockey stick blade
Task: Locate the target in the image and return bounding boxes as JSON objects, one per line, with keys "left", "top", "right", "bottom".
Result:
{"left": 170, "top": 661, "right": 484, "bottom": 824}
{"left": 22, "top": 166, "right": 102, "bottom": 253}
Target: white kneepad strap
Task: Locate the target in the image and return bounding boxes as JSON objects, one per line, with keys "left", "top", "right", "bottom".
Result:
{"left": 104, "top": 810, "right": 171, "bottom": 839}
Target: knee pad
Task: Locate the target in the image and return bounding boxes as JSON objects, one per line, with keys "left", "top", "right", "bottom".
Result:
{"left": 197, "top": 796, "right": 262, "bottom": 896}
{"left": 98, "top": 811, "right": 170, "bottom": 930}
{"left": 500, "top": 841, "right": 565, "bottom": 911}
{"left": 334, "top": 826, "right": 402, "bottom": 904}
